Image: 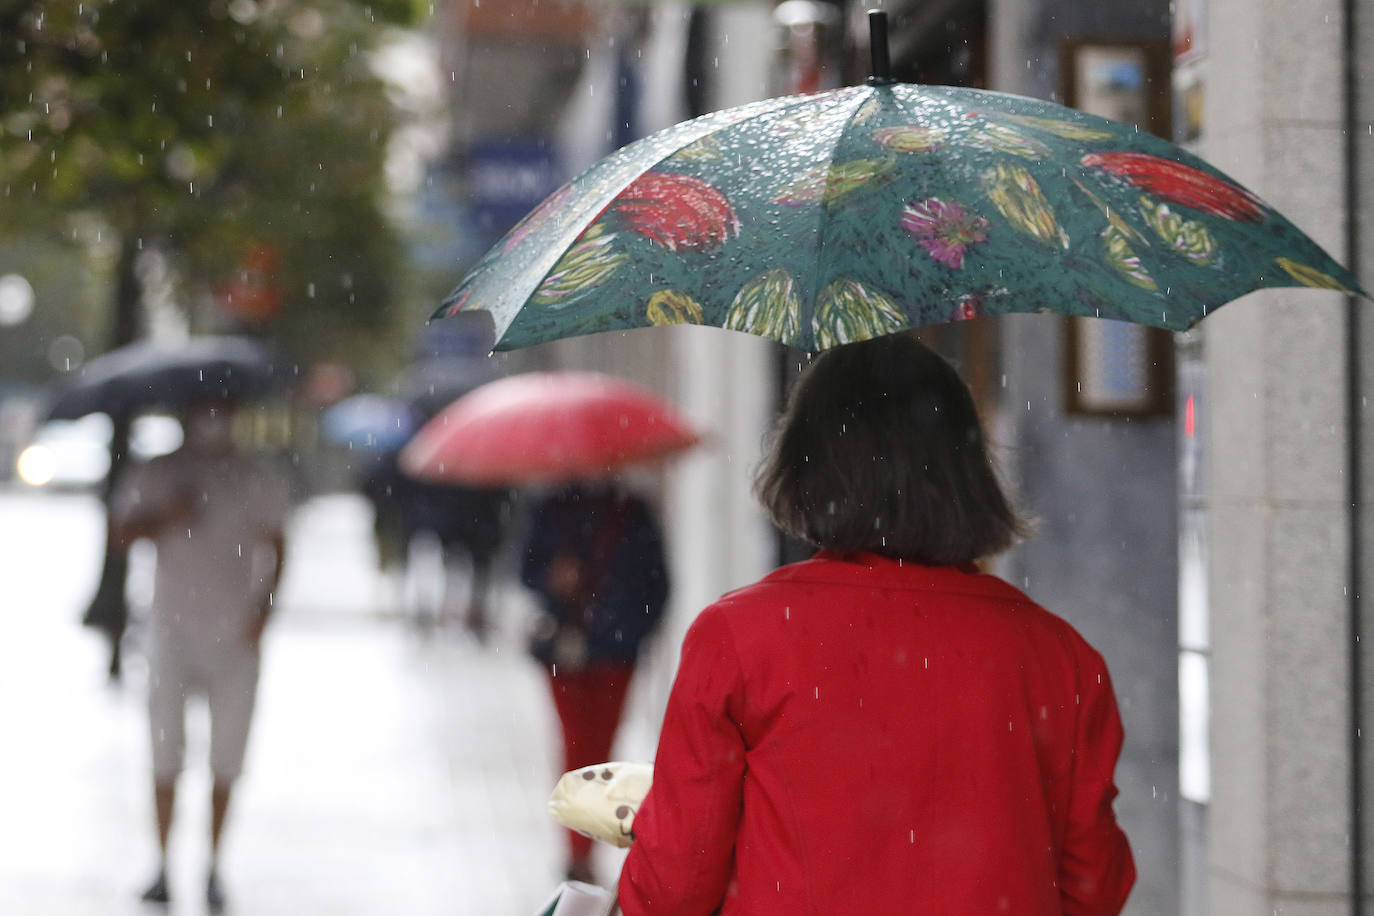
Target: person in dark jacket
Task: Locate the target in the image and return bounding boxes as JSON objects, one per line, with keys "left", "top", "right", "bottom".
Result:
{"left": 361, "top": 449, "right": 512, "bottom": 637}
{"left": 619, "top": 334, "right": 1135, "bottom": 915}
{"left": 520, "top": 481, "right": 668, "bottom": 884}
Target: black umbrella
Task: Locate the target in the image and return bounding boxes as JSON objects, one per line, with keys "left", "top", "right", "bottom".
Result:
{"left": 44, "top": 335, "right": 290, "bottom": 421}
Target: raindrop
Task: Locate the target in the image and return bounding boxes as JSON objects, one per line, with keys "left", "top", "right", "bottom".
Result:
{"left": 48, "top": 335, "right": 84, "bottom": 371}
{"left": 0, "top": 274, "right": 36, "bottom": 326}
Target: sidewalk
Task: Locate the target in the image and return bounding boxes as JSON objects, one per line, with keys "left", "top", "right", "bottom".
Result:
{"left": 0, "top": 490, "right": 642, "bottom": 915}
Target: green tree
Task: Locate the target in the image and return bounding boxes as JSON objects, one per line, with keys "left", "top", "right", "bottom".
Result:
{"left": 1, "top": 0, "right": 418, "bottom": 358}
{"left": 0, "top": 0, "right": 421, "bottom": 674}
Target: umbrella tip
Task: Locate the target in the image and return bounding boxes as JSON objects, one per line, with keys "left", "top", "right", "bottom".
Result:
{"left": 866, "top": 9, "right": 894, "bottom": 85}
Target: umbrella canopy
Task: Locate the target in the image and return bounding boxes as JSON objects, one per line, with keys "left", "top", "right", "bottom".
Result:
{"left": 319, "top": 393, "right": 420, "bottom": 452}
{"left": 398, "top": 371, "right": 701, "bottom": 486}
{"left": 44, "top": 336, "right": 287, "bottom": 421}
{"left": 435, "top": 32, "right": 1364, "bottom": 352}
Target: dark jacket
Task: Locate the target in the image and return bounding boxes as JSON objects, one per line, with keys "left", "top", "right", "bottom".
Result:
{"left": 520, "top": 484, "right": 668, "bottom": 666}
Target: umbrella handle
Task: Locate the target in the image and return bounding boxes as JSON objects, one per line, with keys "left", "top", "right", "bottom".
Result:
{"left": 867, "top": 9, "right": 893, "bottom": 85}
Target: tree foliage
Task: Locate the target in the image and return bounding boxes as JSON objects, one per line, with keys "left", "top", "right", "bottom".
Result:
{"left": 0, "top": 0, "right": 421, "bottom": 366}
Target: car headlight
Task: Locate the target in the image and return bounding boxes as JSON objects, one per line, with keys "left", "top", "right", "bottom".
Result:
{"left": 16, "top": 444, "right": 56, "bottom": 487}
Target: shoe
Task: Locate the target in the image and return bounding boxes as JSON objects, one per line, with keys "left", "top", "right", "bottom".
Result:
{"left": 139, "top": 870, "right": 170, "bottom": 905}
{"left": 206, "top": 870, "right": 227, "bottom": 914}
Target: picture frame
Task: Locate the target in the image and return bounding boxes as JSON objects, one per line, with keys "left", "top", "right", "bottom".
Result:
{"left": 1060, "top": 38, "right": 1175, "bottom": 417}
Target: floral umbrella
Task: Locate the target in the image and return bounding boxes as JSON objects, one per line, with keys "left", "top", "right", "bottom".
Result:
{"left": 435, "top": 18, "right": 1365, "bottom": 353}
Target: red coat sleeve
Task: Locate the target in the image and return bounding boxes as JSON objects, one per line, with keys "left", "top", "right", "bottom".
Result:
{"left": 1059, "top": 648, "right": 1136, "bottom": 915}
{"left": 618, "top": 608, "right": 746, "bottom": 916}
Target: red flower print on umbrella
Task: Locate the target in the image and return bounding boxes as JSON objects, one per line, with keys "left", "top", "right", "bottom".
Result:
{"left": 902, "top": 198, "right": 989, "bottom": 269}
{"left": 611, "top": 172, "right": 739, "bottom": 252}
{"left": 1081, "top": 152, "right": 1265, "bottom": 222}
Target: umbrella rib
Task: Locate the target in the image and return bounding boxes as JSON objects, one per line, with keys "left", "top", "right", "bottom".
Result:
{"left": 808, "top": 87, "right": 884, "bottom": 350}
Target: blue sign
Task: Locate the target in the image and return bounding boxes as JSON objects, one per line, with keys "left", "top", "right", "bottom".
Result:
{"left": 466, "top": 140, "right": 561, "bottom": 235}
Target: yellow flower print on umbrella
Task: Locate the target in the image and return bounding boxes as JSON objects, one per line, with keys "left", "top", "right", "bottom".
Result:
{"left": 1102, "top": 225, "right": 1158, "bottom": 291}
{"left": 646, "top": 290, "right": 705, "bottom": 326}
{"left": 984, "top": 164, "right": 1069, "bottom": 249}
{"left": 1276, "top": 257, "right": 1352, "bottom": 292}
{"left": 532, "top": 224, "right": 627, "bottom": 307}
{"left": 873, "top": 126, "right": 944, "bottom": 153}
{"left": 1139, "top": 196, "right": 1218, "bottom": 266}
{"left": 812, "top": 280, "right": 906, "bottom": 349}
{"left": 775, "top": 158, "right": 894, "bottom": 207}
{"left": 725, "top": 270, "right": 801, "bottom": 345}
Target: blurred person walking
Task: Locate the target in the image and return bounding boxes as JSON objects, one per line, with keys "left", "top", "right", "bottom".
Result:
{"left": 520, "top": 480, "right": 668, "bottom": 884}
{"left": 110, "top": 398, "right": 290, "bottom": 912}
{"left": 618, "top": 335, "right": 1135, "bottom": 914}
{"left": 360, "top": 448, "right": 512, "bottom": 636}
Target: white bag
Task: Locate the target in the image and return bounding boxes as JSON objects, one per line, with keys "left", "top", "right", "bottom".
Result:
{"left": 533, "top": 879, "right": 619, "bottom": 916}
{"left": 547, "top": 761, "right": 653, "bottom": 849}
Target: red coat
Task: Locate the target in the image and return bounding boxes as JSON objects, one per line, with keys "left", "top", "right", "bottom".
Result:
{"left": 619, "top": 551, "right": 1134, "bottom": 915}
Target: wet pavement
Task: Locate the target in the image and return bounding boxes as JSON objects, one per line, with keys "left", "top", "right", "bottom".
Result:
{"left": 0, "top": 488, "right": 642, "bottom": 915}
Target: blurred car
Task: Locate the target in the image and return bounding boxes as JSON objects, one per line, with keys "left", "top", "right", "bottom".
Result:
{"left": 14, "top": 413, "right": 183, "bottom": 490}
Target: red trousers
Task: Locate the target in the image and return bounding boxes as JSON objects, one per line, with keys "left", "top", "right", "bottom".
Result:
{"left": 547, "top": 662, "right": 634, "bottom": 862}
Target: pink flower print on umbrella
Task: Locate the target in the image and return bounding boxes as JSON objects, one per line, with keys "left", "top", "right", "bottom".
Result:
{"left": 901, "top": 198, "right": 989, "bottom": 269}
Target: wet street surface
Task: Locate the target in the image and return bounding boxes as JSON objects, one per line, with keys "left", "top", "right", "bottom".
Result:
{"left": 0, "top": 489, "right": 637, "bottom": 915}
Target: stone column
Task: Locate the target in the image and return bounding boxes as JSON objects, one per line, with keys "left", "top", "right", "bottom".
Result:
{"left": 1203, "top": 0, "right": 1357, "bottom": 910}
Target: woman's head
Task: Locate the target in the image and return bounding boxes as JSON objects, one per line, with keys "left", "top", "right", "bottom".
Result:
{"left": 754, "top": 334, "right": 1024, "bottom": 565}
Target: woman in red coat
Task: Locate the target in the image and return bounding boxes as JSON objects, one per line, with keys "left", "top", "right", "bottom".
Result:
{"left": 618, "top": 334, "right": 1135, "bottom": 915}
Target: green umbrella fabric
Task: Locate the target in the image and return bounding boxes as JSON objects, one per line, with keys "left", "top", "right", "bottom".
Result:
{"left": 435, "top": 81, "right": 1366, "bottom": 353}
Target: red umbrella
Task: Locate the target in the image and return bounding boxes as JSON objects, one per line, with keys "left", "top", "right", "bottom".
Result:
{"left": 398, "top": 371, "right": 701, "bottom": 485}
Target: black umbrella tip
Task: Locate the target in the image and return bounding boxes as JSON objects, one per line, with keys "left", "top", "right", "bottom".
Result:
{"left": 866, "top": 9, "right": 894, "bottom": 85}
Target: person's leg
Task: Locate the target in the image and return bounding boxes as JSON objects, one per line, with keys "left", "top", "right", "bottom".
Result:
{"left": 465, "top": 549, "right": 494, "bottom": 641}
{"left": 547, "top": 665, "right": 634, "bottom": 881}
{"left": 204, "top": 646, "right": 261, "bottom": 911}
{"left": 547, "top": 668, "right": 597, "bottom": 872}
{"left": 580, "top": 664, "right": 634, "bottom": 766}
{"left": 205, "top": 781, "right": 232, "bottom": 913}
{"left": 143, "top": 646, "right": 186, "bottom": 904}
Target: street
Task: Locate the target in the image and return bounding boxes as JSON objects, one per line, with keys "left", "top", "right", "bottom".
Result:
{"left": 0, "top": 488, "right": 640, "bottom": 915}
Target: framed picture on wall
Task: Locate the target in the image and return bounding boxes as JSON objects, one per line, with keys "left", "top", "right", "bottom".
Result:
{"left": 1063, "top": 318, "right": 1174, "bottom": 417}
{"left": 1060, "top": 38, "right": 1174, "bottom": 417}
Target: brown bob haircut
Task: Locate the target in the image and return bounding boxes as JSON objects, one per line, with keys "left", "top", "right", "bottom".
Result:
{"left": 755, "top": 333, "right": 1025, "bottom": 566}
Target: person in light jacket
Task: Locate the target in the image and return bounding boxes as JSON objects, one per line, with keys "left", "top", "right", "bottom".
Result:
{"left": 619, "top": 334, "right": 1135, "bottom": 915}
{"left": 110, "top": 399, "right": 290, "bottom": 913}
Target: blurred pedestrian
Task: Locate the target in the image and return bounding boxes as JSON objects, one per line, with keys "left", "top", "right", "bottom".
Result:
{"left": 361, "top": 449, "right": 512, "bottom": 636}
{"left": 619, "top": 334, "right": 1135, "bottom": 914}
{"left": 520, "top": 480, "right": 668, "bottom": 884}
{"left": 110, "top": 398, "right": 290, "bottom": 912}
